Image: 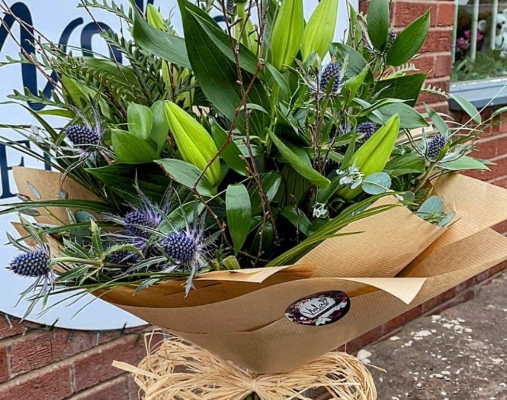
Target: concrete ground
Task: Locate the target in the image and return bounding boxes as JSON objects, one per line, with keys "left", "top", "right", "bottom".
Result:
{"left": 359, "top": 272, "right": 507, "bottom": 400}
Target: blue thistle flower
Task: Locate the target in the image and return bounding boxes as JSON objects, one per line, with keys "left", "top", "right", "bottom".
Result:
{"left": 64, "top": 125, "right": 100, "bottom": 149}
{"left": 8, "top": 248, "right": 50, "bottom": 277}
{"left": 124, "top": 210, "right": 161, "bottom": 239}
{"left": 320, "top": 62, "right": 341, "bottom": 93}
{"left": 161, "top": 232, "right": 198, "bottom": 263}
{"left": 357, "top": 122, "right": 376, "bottom": 142}
{"left": 427, "top": 134, "right": 447, "bottom": 161}
{"left": 107, "top": 249, "right": 140, "bottom": 265}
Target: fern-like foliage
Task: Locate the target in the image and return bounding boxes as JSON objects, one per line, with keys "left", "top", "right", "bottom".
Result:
{"left": 422, "top": 84, "right": 449, "bottom": 99}
{"left": 386, "top": 63, "right": 419, "bottom": 78}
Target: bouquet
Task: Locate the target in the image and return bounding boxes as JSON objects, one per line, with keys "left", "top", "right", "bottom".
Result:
{"left": 3, "top": 0, "right": 507, "bottom": 397}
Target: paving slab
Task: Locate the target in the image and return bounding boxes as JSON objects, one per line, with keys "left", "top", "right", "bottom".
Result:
{"left": 362, "top": 272, "right": 507, "bottom": 400}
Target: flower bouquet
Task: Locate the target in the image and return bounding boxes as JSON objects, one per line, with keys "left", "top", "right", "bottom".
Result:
{"left": 3, "top": 0, "right": 507, "bottom": 398}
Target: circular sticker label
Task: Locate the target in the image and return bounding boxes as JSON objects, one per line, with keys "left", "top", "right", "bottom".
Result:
{"left": 285, "top": 291, "right": 350, "bottom": 326}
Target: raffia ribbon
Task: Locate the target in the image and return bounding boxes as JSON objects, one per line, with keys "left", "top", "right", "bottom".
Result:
{"left": 113, "top": 331, "right": 378, "bottom": 400}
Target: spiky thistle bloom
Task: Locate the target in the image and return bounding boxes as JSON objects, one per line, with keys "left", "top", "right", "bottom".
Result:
{"left": 320, "top": 62, "right": 341, "bottom": 93}
{"left": 161, "top": 232, "right": 197, "bottom": 264}
{"left": 124, "top": 210, "right": 161, "bottom": 239}
{"left": 64, "top": 125, "right": 100, "bottom": 149}
{"left": 7, "top": 243, "right": 55, "bottom": 295}
{"left": 357, "top": 122, "right": 376, "bottom": 142}
{"left": 107, "top": 249, "right": 140, "bottom": 266}
{"left": 427, "top": 133, "right": 447, "bottom": 161}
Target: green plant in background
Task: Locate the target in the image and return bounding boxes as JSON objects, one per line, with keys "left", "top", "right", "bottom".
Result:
{"left": 452, "top": 50, "right": 507, "bottom": 82}
{"left": 0, "top": 0, "right": 498, "bottom": 308}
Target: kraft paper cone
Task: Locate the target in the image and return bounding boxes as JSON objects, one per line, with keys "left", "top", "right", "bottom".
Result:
{"left": 108, "top": 228, "right": 507, "bottom": 373}
{"left": 12, "top": 166, "right": 102, "bottom": 225}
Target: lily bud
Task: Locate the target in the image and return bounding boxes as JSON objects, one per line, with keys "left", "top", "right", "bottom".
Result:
{"left": 339, "top": 115, "right": 400, "bottom": 200}
{"left": 270, "top": 0, "right": 304, "bottom": 71}
{"left": 146, "top": 4, "right": 166, "bottom": 31}
{"left": 164, "top": 101, "right": 221, "bottom": 187}
{"left": 301, "top": 0, "right": 338, "bottom": 62}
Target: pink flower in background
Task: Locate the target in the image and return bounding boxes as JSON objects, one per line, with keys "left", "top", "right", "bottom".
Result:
{"left": 456, "top": 37, "right": 470, "bottom": 50}
{"left": 464, "top": 29, "right": 484, "bottom": 41}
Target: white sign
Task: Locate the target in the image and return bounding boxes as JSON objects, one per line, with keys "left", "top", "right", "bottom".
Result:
{"left": 0, "top": 0, "right": 356, "bottom": 330}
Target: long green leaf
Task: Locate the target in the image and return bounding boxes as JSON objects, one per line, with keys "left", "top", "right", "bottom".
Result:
{"left": 177, "top": 0, "right": 270, "bottom": 136}
{"left": 367, "top": 0, "right": 390, "bottom": 51}
{"left": 375, "top": 74, "right": 427, "bottom": 107}
{"left": 226, "top": 184, "right": 252, "bottom": 254}
{"left": 267, "top": 130, "right": 330, "bottom": 189}
{"left": 210, "top": 122, "right": 248, "bottom": 176}
{"left": 131, "top": 4, "right": 191, "bottom": 68}
{"left": 386, "top": 11, "right": 430, "bottom": 66}
{"left": 111, "top": 129, "right": 160, "bottom": 163}
{"left": 0, "top": 200, "right": 113, "bottom": 215}
{"left": 157, "top": 158, "right": 213, "bottom": 197}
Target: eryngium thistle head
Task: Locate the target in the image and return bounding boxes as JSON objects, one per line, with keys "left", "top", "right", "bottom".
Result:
{"left": 65, "top": 125, "right": 100, "bottom": 149}
{"left": 161, "top": 232, "right": 197, "bottom": 263}
{"left": 357, "top": 122, "right": 376, "bottom": 141}
{"left": 124, "top": 210, "right": 160, "bottom": 239}
{"left": 226, "top": 0, "right": 235, "bottom": 13}
{"left": 427, "top": 133, "right": 447, "bottom": 161}
{"left": 8, "top": 249, "right": 50, "bottom": 278}
{"left": 320, "top": 62, "right": 341, "bottom": 93}
{"left": 107, "top": 250, "right": 140, "bottom": 265}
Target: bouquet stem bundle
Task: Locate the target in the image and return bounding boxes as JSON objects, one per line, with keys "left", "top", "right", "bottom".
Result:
{"left": 113, "top": 332, "right": 376, "bottom": 400}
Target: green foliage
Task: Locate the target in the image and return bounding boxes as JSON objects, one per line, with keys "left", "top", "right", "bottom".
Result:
{"left": 0, "top": 0, "right": 498, "bottom": 302}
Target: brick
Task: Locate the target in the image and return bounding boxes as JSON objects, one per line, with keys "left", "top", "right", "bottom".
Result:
{"left": 71, "top": 376, "right": 128, "bottom": 400}
{"left": 413, "top": 53, "right": 435, "bottom": 77}
{"left": 492, "top": 219, "right": 507, "bottom": 234}
{"left": 0, "top": 364, "right": 72, "bottom": 400}
{"left": 487, "top": 260, "right": 507, "bottom": 278}
{"left": 72, "top": 335, "right": 145, "bottom": 392}
{"left": 437, "top": 3, "right": 456, "bottom": 27}
{"left": 0, "top": 347, "right": 9, "bottom": 384}
{"left": 127, "top": 374, "right": 142, "bottom": 400}
{"left": 428, "top": 288, "right": 475, "bottom": 315}
{"left": 422, "top": 287, "right": 456, "bottom": 314}
{"left": 10, "top": 332, "right": 53, "bottom": 376}
{"left": 394, "top": 2, "right": 438, "bottom": 27}
{"left": 49, "top": 330, "right": 95, "bottom": 363}
{"left": 464, "top": 153, "right": 507, "bottom": 181}
{"left": 345, "top": 326, "right": 384, "bottom": 354}
{"left": 0, "top": 315, "right": 28, "bottom": 340}
{"left": 434, "top": 53, "right": 453, "bottom": 77}
{"left": 383, "top": 305, "right": 423, "bottom": 334}
{"left": 420, "top": 28, "right": 453, "bottom": 53}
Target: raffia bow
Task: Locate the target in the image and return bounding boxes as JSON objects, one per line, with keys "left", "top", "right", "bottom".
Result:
{"left": 113, "top": 331, "right": 378, "bottom": 400}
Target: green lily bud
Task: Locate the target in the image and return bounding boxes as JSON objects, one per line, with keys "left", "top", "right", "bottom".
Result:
{"left": 339, "top": 114, "right": 400, "bottom": 200}
{"left": 270, "top": 0, "right": 304, "bottom": 71}
{"left": 146, "top": 4, "right": 166, "bottom": 31}
{"left": 164, "top": 101, "right": 221, "bottom": 187}
{"left": 301, "top": 0, "right": 338, "bottom": 62}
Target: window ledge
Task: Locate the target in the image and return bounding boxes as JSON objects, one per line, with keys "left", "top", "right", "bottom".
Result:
{"left": 449, "top": 79, "right": 507, "bottom": 111}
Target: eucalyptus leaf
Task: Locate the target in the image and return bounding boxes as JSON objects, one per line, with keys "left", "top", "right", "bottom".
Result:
{"left": 417, "top": 196, "right": 443, "bottom": 219}
{"left": 362, "top": 172, "right": 392, "bottom": 195}
{"left": 443, "top": 156, "right": 490, "bottom": 171}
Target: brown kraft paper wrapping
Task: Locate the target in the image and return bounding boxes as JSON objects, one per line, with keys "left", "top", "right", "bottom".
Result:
{"left": 12, "top": 167, "right": 507, "bottom": 373}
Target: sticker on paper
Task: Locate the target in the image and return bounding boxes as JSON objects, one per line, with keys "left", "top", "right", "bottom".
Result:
{"left": 285, "top": 291, "right": 350, "bottom": 326}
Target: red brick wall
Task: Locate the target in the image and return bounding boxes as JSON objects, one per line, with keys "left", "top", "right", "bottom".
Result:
{"left": 0, "top": 316, "right": 148, "bottom": 399}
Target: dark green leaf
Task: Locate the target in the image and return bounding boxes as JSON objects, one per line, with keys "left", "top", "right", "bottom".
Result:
{"left": 249, "top": 172, "right": 282, "bottom": 215}
{"left": 226, "top": 184, "right": 252, "bottom": 254}
{"left": 178, "top": 0, "right": 270, "bottom": 136}
{"left": 86, "top": 163, "right": 170, "bottom": 204}
{"left": 131, "top": 4, "right": 190, "bottom": 68}
{"left": 370, "top": 102, "right": 428, "bottom": 129}
{"left": 265, "top": 62, "right": 291, "bottom": 95}
{"left": 375, "top": 74, "right": 427, "bottom": 107}
{"left": 385, "top": 153, "right": 425, "bottom": 176}
{"left": 111, "top": 129, "right": 159, "bottom": 163}
{"left": 386, "top": 11, "right": 430, "bottom": 66}
{"left": 210, "top": 122, "right": 248, "bottom": 176}
{"left": 330, "top": 43, "right": 369, "bottom": 79}
{"left": 0, "top": 200, "right": 113, "bottom": 216}
{"left": 342, "top": 67, "right": 369, "bottom": 105}
{"left": 281, "top": 206, "right": 313, "bottom": 236}
{"left": 267, "top": 130, "right": 330, "bottom": 189}
{"left": 157, "top": 158, "right": 213, "bottom": 197}
{"left": 367, "top": 0, "right": 390, "bottom": 51}
{"left": 424, "top": 105, "right": 449, "bottom": 136}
